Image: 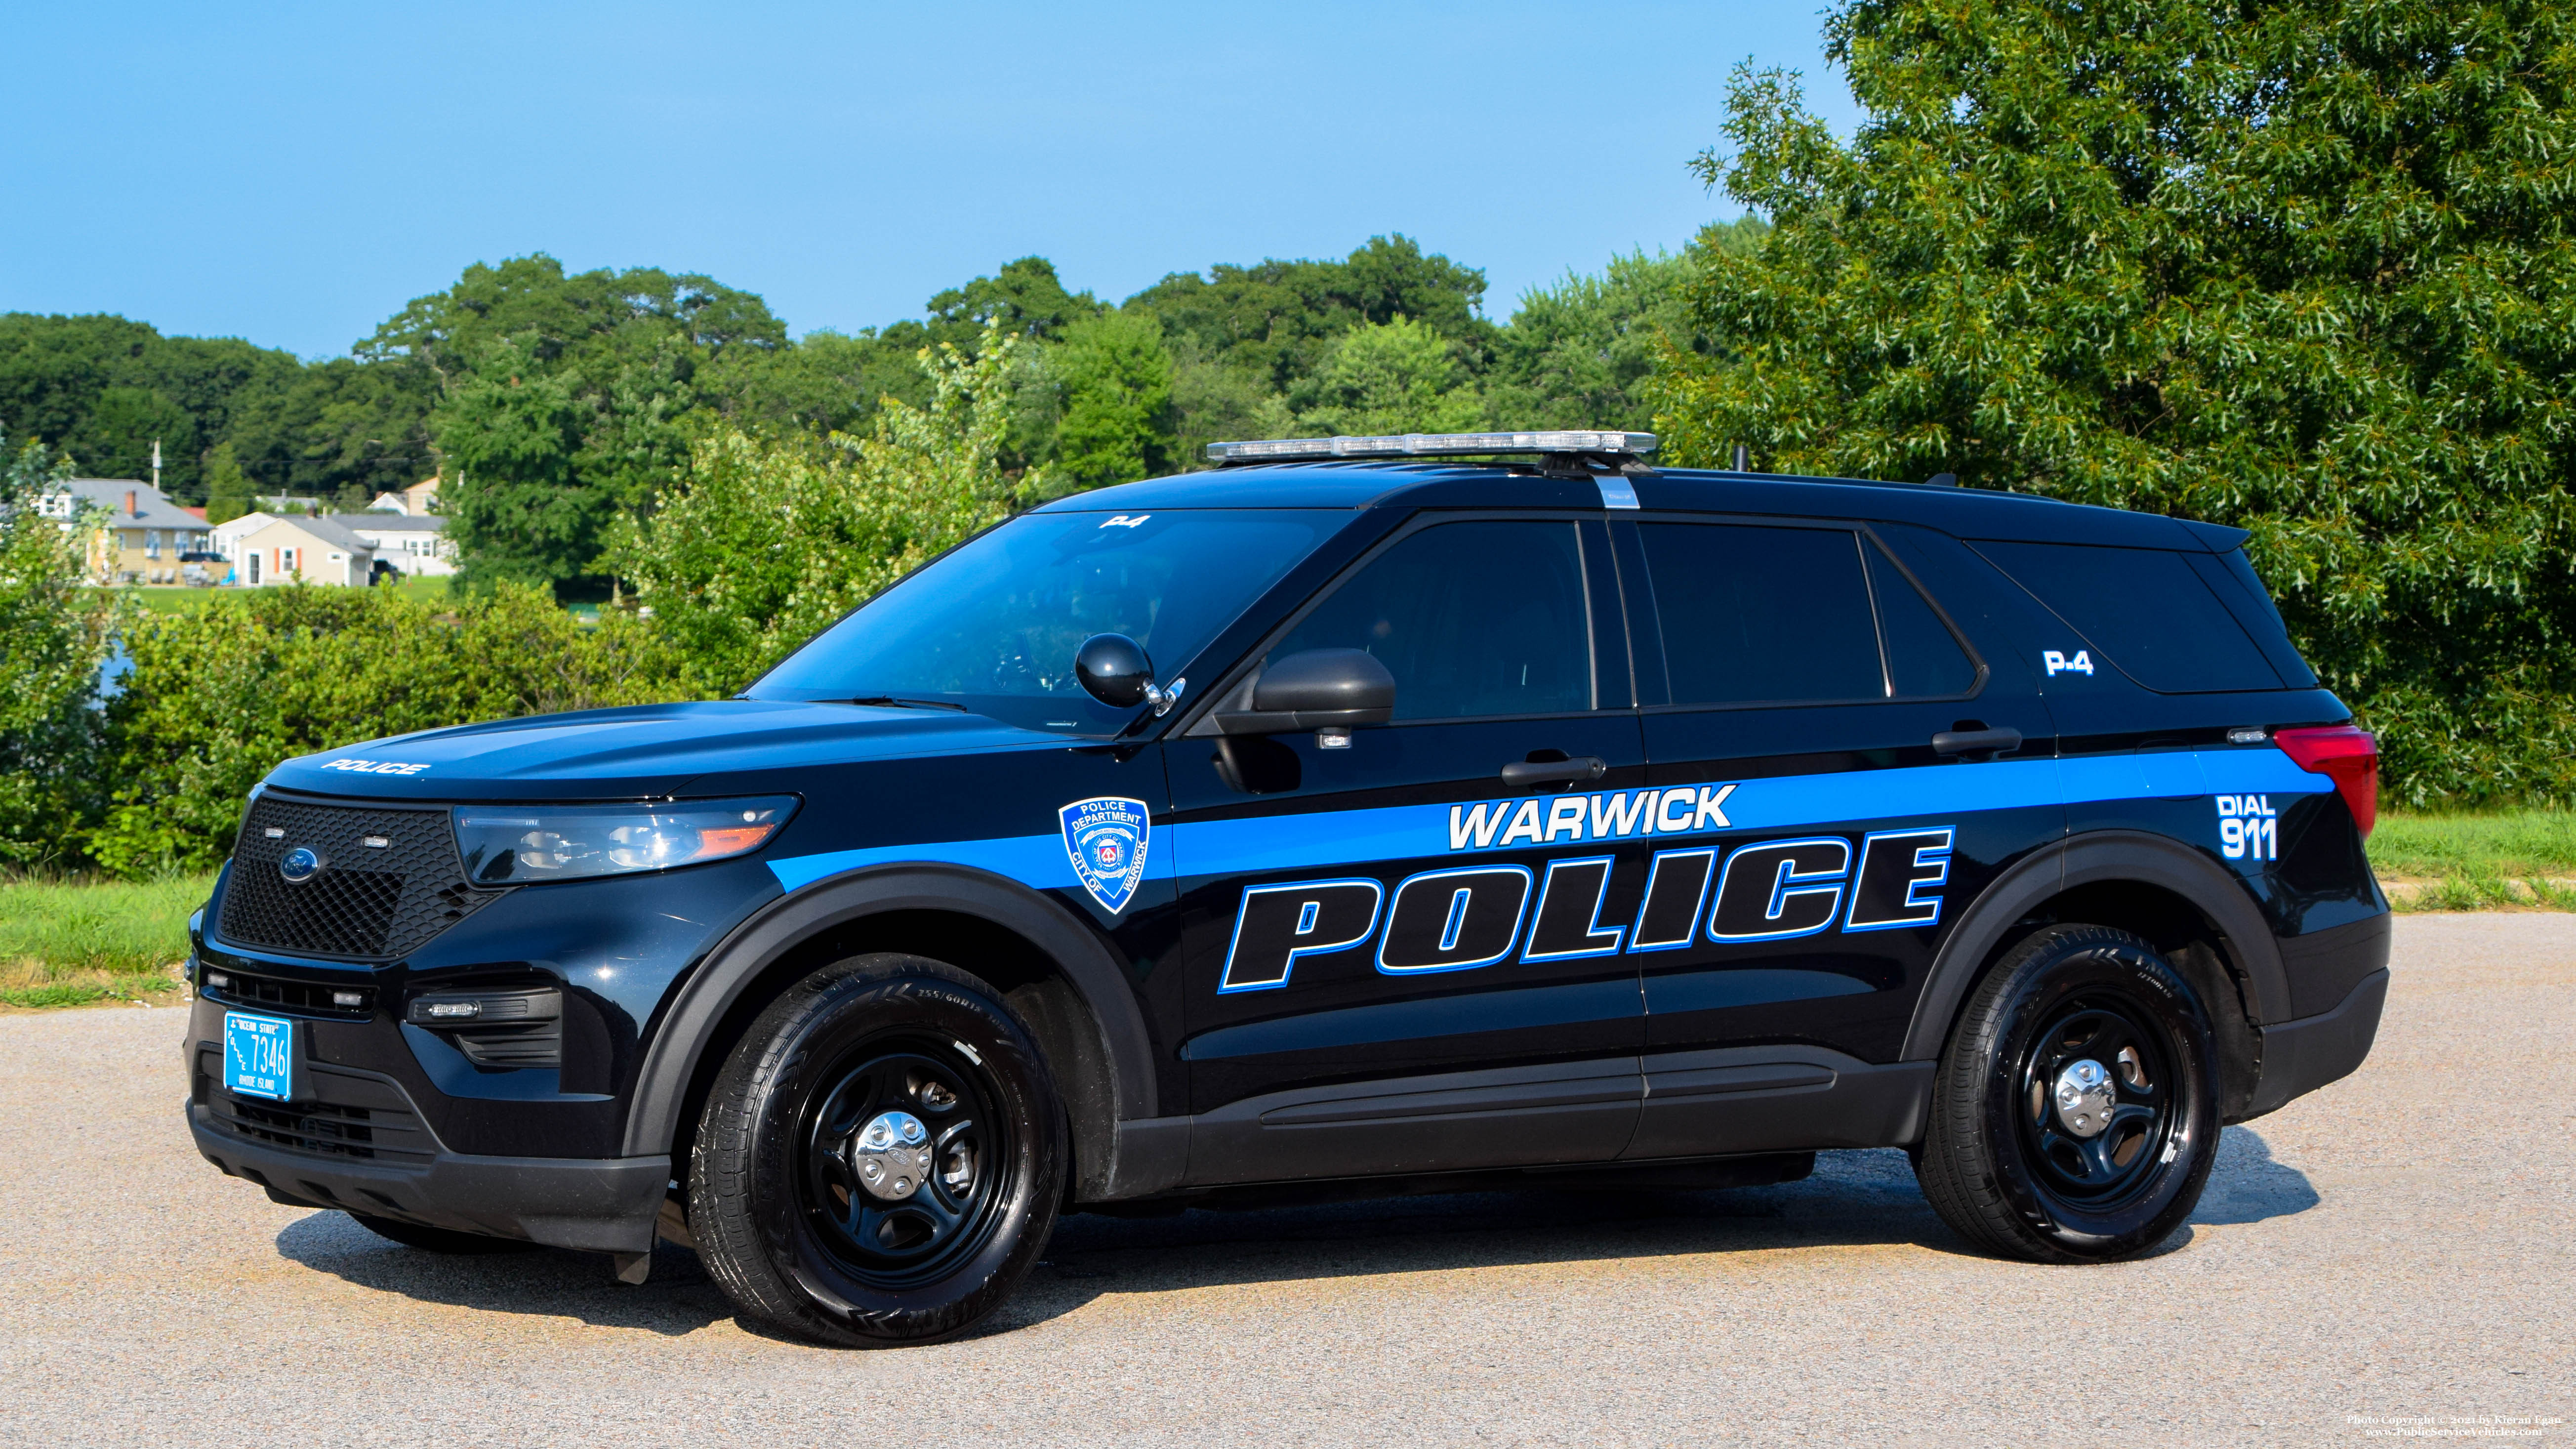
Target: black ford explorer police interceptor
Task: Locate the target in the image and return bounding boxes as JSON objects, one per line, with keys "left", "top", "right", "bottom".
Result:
{"left": 185, "top": 430, "right": 2390, "bottom": 1346}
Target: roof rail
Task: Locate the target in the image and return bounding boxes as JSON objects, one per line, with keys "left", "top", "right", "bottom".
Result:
{"left": 1207, "top": 431, "right": 1657, "bottom": 465}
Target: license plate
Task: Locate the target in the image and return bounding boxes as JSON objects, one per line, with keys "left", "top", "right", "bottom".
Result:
{"left": 223, "top": 1011, "right": 296, "bottom": 1102}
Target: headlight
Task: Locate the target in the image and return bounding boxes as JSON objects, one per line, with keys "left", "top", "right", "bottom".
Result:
{"left": 453, "top": 796, "right": 798, "bottom": 886}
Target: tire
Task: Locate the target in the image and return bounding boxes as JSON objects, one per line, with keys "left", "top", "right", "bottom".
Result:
{"left": 1915, "top": 923, "right": 2221, "bottom": 1263}
{"left": 687, "top": 952, "right": 1066, "bottom": 1347}
{"left": 348, "top": 1213, "right": 537, "bottom": 1254}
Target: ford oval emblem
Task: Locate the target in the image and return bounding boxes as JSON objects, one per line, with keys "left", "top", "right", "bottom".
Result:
{"left": 279, "top": 846, "right": 323, "bottom": 883}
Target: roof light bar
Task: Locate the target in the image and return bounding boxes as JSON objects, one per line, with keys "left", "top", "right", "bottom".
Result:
{"left": 1206, "top": 431, "right": 1658, "bottom": 464}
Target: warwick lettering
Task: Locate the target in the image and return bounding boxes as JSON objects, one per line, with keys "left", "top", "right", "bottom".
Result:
{"left": 1448, "top": 785, "right": 1737, "bottom": 851}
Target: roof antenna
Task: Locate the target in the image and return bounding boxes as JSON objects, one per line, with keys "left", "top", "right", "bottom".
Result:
{"left": 1732, "top": 444, "right": 1749, "bottom": 472}
{"left": 1928, "top": 472, "right": 1958, "bottom": 487}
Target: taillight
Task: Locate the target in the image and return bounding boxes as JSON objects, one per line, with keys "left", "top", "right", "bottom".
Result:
{"left": 2274, "top": 725, "right": 2377, "bottom": 838}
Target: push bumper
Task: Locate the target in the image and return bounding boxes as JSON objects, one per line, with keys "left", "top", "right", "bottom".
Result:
{"left": 188, "top": 1098, "right": 668, "bottom": 1254}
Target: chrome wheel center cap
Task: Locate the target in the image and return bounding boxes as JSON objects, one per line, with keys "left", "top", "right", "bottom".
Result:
{"left": 2054, "top": 1059, "right": 2117, "bottom": 1138}
{"left": 852, "top": 1110, "right": 934, "bottom": 1201}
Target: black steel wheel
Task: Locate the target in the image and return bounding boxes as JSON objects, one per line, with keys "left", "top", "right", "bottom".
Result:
{"left": 798, "top": 1043, "right": 1008, "bottom": 1285}
{"left": 1916, "top": 924, "right": 2220, "bottom": 1262}
{"left": 689, "top": 953, "right": 1065, "bottom": 1346}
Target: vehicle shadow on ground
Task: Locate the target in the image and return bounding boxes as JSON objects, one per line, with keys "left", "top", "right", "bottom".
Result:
{"left": 272, "top": 1129, "right": 2320, "bottom": 1343}
{"left": 274, "top": 1211, "right": 735, "bottom": 1337}
{"left": 2193, "top": 1127, "right": 2323, "bottom": 1225}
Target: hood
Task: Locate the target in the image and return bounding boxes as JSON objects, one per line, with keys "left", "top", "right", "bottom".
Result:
{"left": 262, "top": 699, "right": 1064, "bottom": 803}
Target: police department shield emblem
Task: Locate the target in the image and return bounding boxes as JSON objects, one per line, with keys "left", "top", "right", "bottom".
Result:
{"left": 1060, "top": 796, "right": 1151, "bottom": 913}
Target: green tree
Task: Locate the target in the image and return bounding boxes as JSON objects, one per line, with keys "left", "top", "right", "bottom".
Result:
{"left": 202, "top": 441, "right": 253, "bottom": 524}
{"left": 1130, "top": 235, "right": 1494, "bottom": 395}
{"left": 1049, "top": 309, "right": 1177, "bottom": 487}
{"left": 1487, "top": 221, "right": 1764, "bottom": 432}
{"left": 1167, "top": 336, "right": 1297, "bottom": 467}
{"left": 1290, "top": 316, "right": 1485, "bottom": 437}
{"left": 906, "top": 257, "right": 1102, "bottom": 353}
{"left": 0, "top": 313, "right": 310, "bottom": 502}
{"left": 603, "top": 325, "right": 1043, "bottom": 692}
{"left": 372, "top": 255, "right": 791, "bottom": 595}
{"left": 217, "top": 352, "right": 439, "bottom": 503}
{"left": 0, "top": 434, "right": 119, "bottom": 866}
{"left": 1654, "top": 1, "right": 2576, "bottom": 804}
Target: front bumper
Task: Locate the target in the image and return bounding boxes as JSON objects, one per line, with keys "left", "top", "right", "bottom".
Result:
{"left": 187, "top": 1065, "right": 668, "bottom": 1252}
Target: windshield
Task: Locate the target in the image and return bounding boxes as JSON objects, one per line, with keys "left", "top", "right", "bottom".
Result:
{"left": 746, "top": 508, "right": 1337, "bottom": 734}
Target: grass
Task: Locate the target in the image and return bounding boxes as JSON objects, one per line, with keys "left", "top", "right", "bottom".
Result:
{"left": 0, "top": 873, "right": 213, "bottom": 1008}
{"left": 0, "top": 810, "right": 2559, "bottom": 1011}
{"left": 123, "top": 585, "right": 222, "bottom": 614}
{"left": 123, "top": 574, "right": 453, "bottom": 613}
{"left": 2370, "top": 810, "right": 2576, "bottom": 912}
{"left": 384, "top": 574, "right": 452, "bottom": 604}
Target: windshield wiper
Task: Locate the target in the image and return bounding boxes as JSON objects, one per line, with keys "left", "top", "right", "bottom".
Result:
{"left": 842, "top": 696, "right": 971, "bottom": 713}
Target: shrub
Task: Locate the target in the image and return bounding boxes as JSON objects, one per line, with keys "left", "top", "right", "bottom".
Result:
{"left": 0, "top": 435, "right": 119, "bottom": 867}
{"left": 87, "top": 584, "right": 700, "bottom": 874}
{"left": 604, "top": 326, "right": 1043, "bottom": 693}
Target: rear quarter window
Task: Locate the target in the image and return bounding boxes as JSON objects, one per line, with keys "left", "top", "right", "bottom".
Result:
{"left": 1972, "top": 540, "right": 2284, "bottom": 693}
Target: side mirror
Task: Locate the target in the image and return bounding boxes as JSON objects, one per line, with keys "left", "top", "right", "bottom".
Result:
{"left": 1074, "top": 633, "right": 1180, "bottom": 714}
{"left": 1217, "top": 649, "right": 1396, "bottom": 735}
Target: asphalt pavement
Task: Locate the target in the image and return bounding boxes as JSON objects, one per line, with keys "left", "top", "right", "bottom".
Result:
{"left": 0, "top": 913, "right": 2568, "bottom": 1447}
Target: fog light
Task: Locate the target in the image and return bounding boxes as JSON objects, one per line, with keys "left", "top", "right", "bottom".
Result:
{"left": 204, "top": 971, "right": 230, "bottom": 990}
{"left": 426, "top": 1001, "right": 482, "bottom": 1019}
{"left": 332, "top": 990, "right": 366, "bottom": 1008}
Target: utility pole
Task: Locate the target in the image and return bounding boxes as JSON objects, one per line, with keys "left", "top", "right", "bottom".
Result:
{"left": 152, "top": 438, "right": 163, "bottom": 493}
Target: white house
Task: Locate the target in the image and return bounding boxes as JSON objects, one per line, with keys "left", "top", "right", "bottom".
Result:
{"left": 334, "top": 513, "right": 455, "bottom": 577}
{"left": 209, "top": 511, "right": 277, "bottom": 566}
{"left": 229, "top": 514, "right": 376, "bottom": 587}
{"left": 366, "top": 476, "right": 441, "bottom": 516}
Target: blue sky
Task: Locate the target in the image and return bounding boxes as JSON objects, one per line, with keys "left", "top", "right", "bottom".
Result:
{"left": 2, "top": 2, "right": 1858, "bottom": 359}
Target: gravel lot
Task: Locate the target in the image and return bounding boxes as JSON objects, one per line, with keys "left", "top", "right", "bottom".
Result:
{"left": 1, "top": 913, "right": 2568, "bottom": 1447}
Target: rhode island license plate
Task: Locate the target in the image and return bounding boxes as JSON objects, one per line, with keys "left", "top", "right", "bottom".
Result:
{"left": 223, "top": 1011, "right": 295, "bottom": 1102}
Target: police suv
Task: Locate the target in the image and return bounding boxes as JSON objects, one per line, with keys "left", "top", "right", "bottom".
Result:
{"left": 185, "top": 431, "right": 2390, "bottom": 1346}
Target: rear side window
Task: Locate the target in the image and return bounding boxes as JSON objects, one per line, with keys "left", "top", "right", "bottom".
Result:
{"left": 1638, "top": 523, "right": 1978, "bottom": 705}
{"left": 1974, "top": 540, "right": 2283, "bottom": 693}
{"left": 2196, "top": 549, "right": 2318, "bottom": 688}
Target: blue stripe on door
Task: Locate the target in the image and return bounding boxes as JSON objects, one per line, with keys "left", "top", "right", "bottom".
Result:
{"left": 766, "top": 747, "right": 2330, "bottom": 894}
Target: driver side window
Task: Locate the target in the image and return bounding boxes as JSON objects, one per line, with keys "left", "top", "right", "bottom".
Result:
{"left": 1268, "top": 521, "right": 1595, "bottom": 720}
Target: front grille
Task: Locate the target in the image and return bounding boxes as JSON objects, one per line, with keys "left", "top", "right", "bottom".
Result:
{"left": 202, "top": 966, "right": 375, "bottom": 1020}
{"left": 218, "top": 794, "right": 504, "bottom": 959}
{"left": 224, "top": 1096, "right": 384, "bottom": 1158}
{"left": 196, "top": 1051, "right": 438, "bottom": 1165}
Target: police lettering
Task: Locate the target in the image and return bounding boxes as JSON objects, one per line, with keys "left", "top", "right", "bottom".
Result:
{"left": 1216, "top": 825, "right": 1956, "bottom": 992}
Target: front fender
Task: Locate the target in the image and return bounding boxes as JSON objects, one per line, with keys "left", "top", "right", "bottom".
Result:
{"left": 619, "top": 863, "right": 1159, "bottom": 1161}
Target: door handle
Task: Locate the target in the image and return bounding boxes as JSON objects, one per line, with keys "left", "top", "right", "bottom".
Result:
{"left": 1500, "top": 755, "right": 1608, "bottom": 789}
{"left": 1931, "top": 726, "right": 2022, "bottom": 760}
